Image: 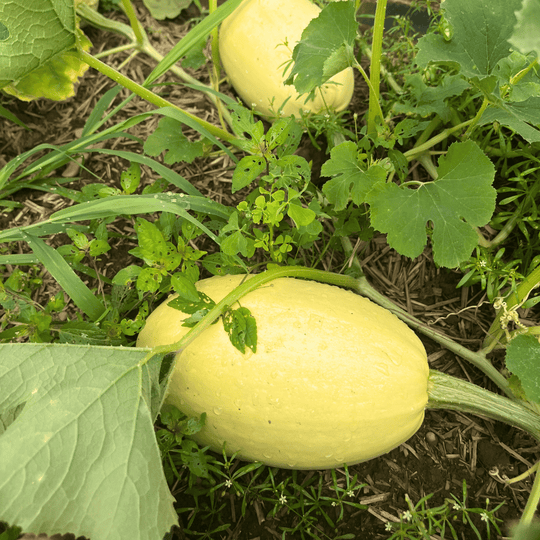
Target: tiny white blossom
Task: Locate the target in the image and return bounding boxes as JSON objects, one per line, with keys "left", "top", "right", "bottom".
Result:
{"left": 279, "top": 494, "right": 287, "bottom": 504}
{"left": 385, "top": 522, "right": 393, "bottom": 532}
{"left": 347, "top": 490, "right": 354, "bottom": 497}
{"left": 481, "top": 512, "right": 490, "bottom": 523}
{"left": 402, "top": 510, "right": 412, "bottom": 522}
{"left": 479, "top": 260, "right": 487, "bottom": 267}
{"left": 453, "top": 502, "right": 461, "bottom": 511}
{"left": 332, "top": 502, "right": 337, "bottom": 507}
{"left": 224, "top": 479, "right": 232, "bottom": 488}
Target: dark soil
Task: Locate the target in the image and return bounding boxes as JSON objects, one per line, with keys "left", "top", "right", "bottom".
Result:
{"left": 1, "top": 2, "right": 538, "bottom": 540}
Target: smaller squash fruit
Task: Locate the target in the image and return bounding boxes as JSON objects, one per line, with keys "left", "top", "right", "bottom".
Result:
{"left": 137, "top": 275, "right": 429, "bottom": 470}
{"left": 218, "top": 0, "right": 354, "bottom": 119}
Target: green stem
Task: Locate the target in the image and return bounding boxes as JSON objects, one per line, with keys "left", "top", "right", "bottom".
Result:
{"left": 413, "top": 117, "right": 442, "bottom": 149}
{"left": 427, "top": 370, "right": 540, "bottom": 441}
{"left": 144, "top": 266, "right": 359, "bottom": 359}
{"left": 464, "top": 96, "right": 490, "bottom": 139}
{"left": 481, "top": 180, "right": 540, "bottom": 251}
{"left": 483, "top": 263, "right": 540, "bottom": 350}
{"left": 511, "top": 58, "right": 539, "bottom": 87}
{"left": 367, "top": 0, "right": 388, "bottom": 136}
{"left": 520, "top": 464, "right": 540, "bottom": 526}
{"left": 361, "top": 44, "right": 403, "bottom": 95}
{"left": 415, "top": 153, "right": 438, "bottom": 180}
{"left": 336, "top": 235, "right": 514, "bottom": 397}
{"left": 403, "top": 119, "right": 473, "bottom": 161}
{"left": 78, "top": 50, "right": 242, "bottom": 147}
{"left": 352, "top": 276, "right": 515, "bottom": 399}
{"left": 352, "top": 59, "right": 385, "bottom": 124}
{"left": 77, "top": 4, "right": 234, "bottom": 127}
{"left": 93, "top": 43, "right": 138, "bottom": 59}
{"left": 121, "top": 0, "right": 145, "bottom": 45}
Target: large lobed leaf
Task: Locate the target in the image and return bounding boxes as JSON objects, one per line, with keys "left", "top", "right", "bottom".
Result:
{"left": 368, "top": 141, "right": 496, "bottom": 268}
{"left": 320, "top": 140, "right": 496, "bottom": 268}
{"left": 416, "top": 0, "right": 523, "bottom": 79}
{"left": 0, "top": 0, "right": 92, "bottom": 100}
{"left": 0, "top": 343, "right": 177, "bottom": 540}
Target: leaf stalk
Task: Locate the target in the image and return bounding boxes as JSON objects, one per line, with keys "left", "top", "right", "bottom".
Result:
{"left": 78, "top": 50, "right": 241, "bottom": 147}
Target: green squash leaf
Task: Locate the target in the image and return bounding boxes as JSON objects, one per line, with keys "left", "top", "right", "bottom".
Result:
{"left": 320, "top": 141, "right": 387, "bottom": 212}
{"left": 367, "top": 141, "right": 496, "bottom": 268}
{"left": 416, "top": 0, "right": 523, "bottom": 79}
{"left": 287, "top": 1, "right": 357, "bottom": 95}
{"left": 506, "top": 334, "right": 540, "bottom": 404}
{"left": 2, "top": 31, "right": 92, "bottom": 101}
{"left": 509, "top": 0, "right": 540, "bottom": 59}
{"left": 479, "top": 97, "right": 540, "bottom": 144}
{"left": 0, "top": 343, "right": 177, "bottom": 540}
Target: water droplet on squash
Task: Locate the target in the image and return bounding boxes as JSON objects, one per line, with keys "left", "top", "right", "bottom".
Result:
{"left": 213, "top": 407, "right": 223, "bottom": 415}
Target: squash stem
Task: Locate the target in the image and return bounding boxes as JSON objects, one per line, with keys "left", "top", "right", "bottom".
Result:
{"left": 427, "top": 370, "right": 540, "bottom": 442}
{"left": 78, "top": 50, "right": 242, "bottom": 147}
{"left": 353, "top": 276, "right": 515, "bottom": 399}
{"left": 144, "top": 266, "right": 359, "bottom": 359}
{"left": 519, "top": 462, "right": 540, "bottom": 527}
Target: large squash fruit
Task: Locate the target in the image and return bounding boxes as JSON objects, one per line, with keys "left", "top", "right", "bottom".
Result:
{"left": 137, "top": 275, "right": 429, "bottom": 470}
{"left": 218, "top": 0, "right": 355, "bottom": 119}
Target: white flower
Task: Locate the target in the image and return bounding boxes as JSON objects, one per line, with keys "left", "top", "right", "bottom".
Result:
{"left": 279, "top": 494, "right": 287, "bottom": 504}
{"left": 347, "top": 490, "right": 354, "bottom": 497}
{"left": 224, "top": 479, "right": 232, "bottom": 488}
{"left": 402, "top": 510, "right": 412, "bottom": 522}
{"left": 385, "top": 522, "right": 393, "bottom": 532}
{"left": 481, "top": 512, "right": 489, "bottom": 523}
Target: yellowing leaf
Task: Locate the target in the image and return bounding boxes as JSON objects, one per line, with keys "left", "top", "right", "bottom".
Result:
{"left": 3, "top": 31, "right": 92, "bottom": 101}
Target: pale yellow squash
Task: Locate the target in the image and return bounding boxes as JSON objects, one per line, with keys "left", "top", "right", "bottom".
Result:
{"left": 219, "top": 0, "right": 355, "bottom": 119}
{"left": 137, "top": 275, "right": 429, "bottom": 470}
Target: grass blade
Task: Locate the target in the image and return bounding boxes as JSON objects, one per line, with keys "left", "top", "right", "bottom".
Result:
{"left": 21, "top": 233, "right": 106, "bottom": 321}
{"left": 92, "top": 148, "right": 205, "bottom": 196}
{"left": 144, "top": 0, "right": 244, "bottom": 86}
